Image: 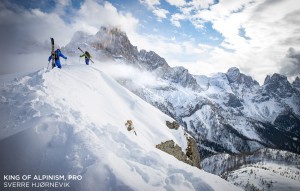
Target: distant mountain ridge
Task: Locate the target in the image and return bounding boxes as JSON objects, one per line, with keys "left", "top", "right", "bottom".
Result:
{"left": 64, "top": 27, "right": 300, "bottom": 159}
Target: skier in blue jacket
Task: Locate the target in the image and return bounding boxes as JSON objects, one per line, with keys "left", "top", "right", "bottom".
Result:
{"left": 48, "top": 49, "right": 67, "bottom": 68}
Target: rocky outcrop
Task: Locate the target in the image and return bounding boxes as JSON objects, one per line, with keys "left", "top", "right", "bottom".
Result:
{"left": 156, "top": 140, "right": 200, "bottom": 168}
{"left": 166, "top": 121, "right": 180, "bottom": 130}
{"left": 186, "top": 137, "right": 201, "bottom": 168}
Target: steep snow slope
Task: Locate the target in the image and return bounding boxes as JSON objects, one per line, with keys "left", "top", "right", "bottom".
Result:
{"left": 0, "top": 63, "right": 241, "bottom": 191}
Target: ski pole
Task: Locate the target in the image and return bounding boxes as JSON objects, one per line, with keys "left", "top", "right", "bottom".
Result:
{"left": 65, "top": 59, "right": 68, "bottom": 69}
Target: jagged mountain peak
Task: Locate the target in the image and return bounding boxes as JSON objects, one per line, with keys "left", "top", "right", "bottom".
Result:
{"left": 292, "top": 76, "right": 300, "bottom": 90}
{"left": 167, "top": 66, "right": 201, "bottom": 90}
{"left": 174, "top": 66, "right": 187, "bottom": 72}
{"left": 264, "top": 73, "right": 289, "bottom": 84}
{"left": 93, "top": 26, "right": 139, "bottom": 62}
{"left": 96, "top": 26, "right": 126, "bottom": 37}
{"left": 226, "top": 67, "right": 240, "bottom": 82}
{"left": 138, "top": 49, "right": 168, "bottom": 71}
{"left": 294, "top": 76, "right": 300, "bottom": 83}
{"left": 226, "top": 67, "right": 259, "bottom": 88}
{"left": 263, "top": 73, "right": 295, "bottom": 98}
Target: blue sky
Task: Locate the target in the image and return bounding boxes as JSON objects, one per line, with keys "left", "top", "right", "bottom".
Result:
{"left": 1, "top": 0, "right": 300, "bottom": 83}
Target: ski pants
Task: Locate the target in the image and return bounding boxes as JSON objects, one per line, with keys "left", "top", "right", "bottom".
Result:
{"left": 55, "top": 60, "right": 62, "bottom": 68}
{"left": 85, "top": 58, "right": 89, "bottom": 65}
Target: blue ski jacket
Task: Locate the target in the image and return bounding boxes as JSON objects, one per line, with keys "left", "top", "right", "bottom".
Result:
{"left": 48, "top": 49, "right": 67, "bottom": 68}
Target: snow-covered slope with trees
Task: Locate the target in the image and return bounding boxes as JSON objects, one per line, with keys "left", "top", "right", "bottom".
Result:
{"left": 0, "top": 64, "right": 241, "bottom": 191}
{"left": 226, "top": 162, "right": 300, "bottom": 191}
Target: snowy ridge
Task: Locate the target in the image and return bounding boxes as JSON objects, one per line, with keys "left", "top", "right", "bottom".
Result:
{"left": 201, "top": 148, "right": 300, "bottom": 190}
{"left": 226, "top": 162, "right": 300, "bottom": 191}
{"left": 0, "top": 64, "right": 241, "bottom": 191}
{"left": 201, "top": 148, "right": 300, "bottom": 176}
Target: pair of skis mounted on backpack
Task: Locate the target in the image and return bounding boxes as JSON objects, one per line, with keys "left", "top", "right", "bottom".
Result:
{"left": 49, "top": 37, "right": 94, "bottom": 69}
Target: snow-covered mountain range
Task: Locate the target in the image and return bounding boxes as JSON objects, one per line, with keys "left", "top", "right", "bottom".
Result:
{"left": 64, "top": 27, "right": 300, "bottom": 159}
{"left": 63, "top": 26, "right": 300, "bottom": 190}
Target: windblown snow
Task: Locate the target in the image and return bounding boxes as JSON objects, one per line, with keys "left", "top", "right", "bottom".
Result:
{"left": 0, "top": 63, "right": 241, "bottom": 191}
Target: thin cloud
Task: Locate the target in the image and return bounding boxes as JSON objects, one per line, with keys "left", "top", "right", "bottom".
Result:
{"left": 72, "top": 1, "right": 139, "bottom": 35}
{"left": 188, "top": 0, "right": 214, "bottom": 9}
{"left": 101, "top": 62, "right": 168, "bottom": 88}
{"left": 138, "top": 0, "right": 171, "bottom": 22}
{"left": 165, "top": 0, "right": 186, "bottom": 7}
{"left": 153, "top": 8, "right": 169, "bottom": 21}
{"left": 170, "top": 13, "right": 186, "bottom": 27}
{"left": 139, "top": 0, "right": 160, "bottom": 10}
{"left": 280, "top": 48, "right": 300, "bottom": 79}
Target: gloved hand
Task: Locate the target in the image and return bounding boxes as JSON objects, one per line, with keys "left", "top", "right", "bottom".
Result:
{"left": 65, "top": 57, "right": 67, "bottom": 60}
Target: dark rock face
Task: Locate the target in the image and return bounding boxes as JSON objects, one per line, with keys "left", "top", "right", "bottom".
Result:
{"left": 186, "top": 137, "right": 201, "bottom": 168}
{"left": 166, "top": 121, "right": 180, "bottom": 130}
{"left": 156, "top": 140, "right": 193, "bottom": 166}
{"left": 97, "top": 27, "right": 139, "bottom": 63}
{"left": 156, "top": 139, "right": 200, "bottom": 168}
{"left": 226, "top": 93, "right": 243, "bottom": 108}
{"left": 168, "top": 67, "right": 200, "bottom": 90}
{"left": 263, "top": 73, "right": 295, "bottom": 98}
{"left": 138, "top": 50, "right": 168, "bottom": 71}
{"left": 274, "top": 112, "right": 300, "bottom": 136}
{"left": 226, "top": 67, "right": 259, "bottom": 88}
{"left": 292, "top": 77, "right": 300, "bottom": 91}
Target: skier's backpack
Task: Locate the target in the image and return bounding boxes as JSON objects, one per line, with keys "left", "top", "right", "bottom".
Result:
{"left": 85, "top": 51, "right": 91, "bottom": 58}
{"left": 54, "top": 49, "right": 60, "bottom": 60}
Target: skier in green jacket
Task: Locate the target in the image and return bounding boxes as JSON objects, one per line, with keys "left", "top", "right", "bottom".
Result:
{"left": 80, "top": 51, "right": 91, "bottom": 65}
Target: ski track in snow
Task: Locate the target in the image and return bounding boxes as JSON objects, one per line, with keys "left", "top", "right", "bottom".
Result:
{"left": 0, "top": 63, "right": 242, "bottom": 191}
